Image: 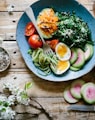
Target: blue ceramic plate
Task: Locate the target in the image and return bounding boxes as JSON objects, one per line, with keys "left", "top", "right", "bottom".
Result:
{"left": 16, "top": 0, "right": 95, "bottom": 82}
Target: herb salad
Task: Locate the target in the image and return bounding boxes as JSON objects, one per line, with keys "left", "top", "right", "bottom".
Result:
{"left": 54, "top": 11, "right": 93, "bottom": 49}
{"left": 25, "top": 8, "right": 94, "bottom": 76}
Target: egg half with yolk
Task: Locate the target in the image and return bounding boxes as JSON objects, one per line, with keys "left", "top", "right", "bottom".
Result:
{"left": 51, "top": 60, "right": 70, "bottom": 75}
{"left": 55, "top": 42, "right": 71, "bottom": 61}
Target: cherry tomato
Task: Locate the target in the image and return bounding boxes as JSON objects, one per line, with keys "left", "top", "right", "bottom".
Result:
{"left": 25, "top": 22, "right": 36, "bottom": 36}
{"left": 28, "top": 34, "right": 43, "bottom": 49}
{"left": 46, "top": 39, "right": 59, "bottom": 51}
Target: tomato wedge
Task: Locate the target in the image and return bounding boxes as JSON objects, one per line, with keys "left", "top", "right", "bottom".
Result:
{"left": 25, "top": 22, "right": 36, "bottom": 36}
{"left": 28, "top": 34, "right": 43, "bottom": 49}
{"left": 46, "top": 39, "right": 59, "bottom": 51}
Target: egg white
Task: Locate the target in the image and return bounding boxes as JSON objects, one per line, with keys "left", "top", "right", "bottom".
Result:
{"left": 51, "top": 60, "right": 70, "bottom": 75}
{"left": 55, "top": 42, "right": 71, "bottom": 61}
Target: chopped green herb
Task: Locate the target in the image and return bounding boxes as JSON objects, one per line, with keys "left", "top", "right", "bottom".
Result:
{"left": 54, "top": 11, "right": 94, "bottom": 50}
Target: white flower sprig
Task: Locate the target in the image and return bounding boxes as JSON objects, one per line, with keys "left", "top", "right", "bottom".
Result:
{"left": 0, "top": 82, "right": 32, "bottom": 120}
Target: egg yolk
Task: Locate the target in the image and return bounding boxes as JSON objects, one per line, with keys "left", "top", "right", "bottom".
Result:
{"left": 57, "top": 60, "right": 69, "bottom": 71}
{"left": 57, "top": 44, "right": 67, "bottom": 58}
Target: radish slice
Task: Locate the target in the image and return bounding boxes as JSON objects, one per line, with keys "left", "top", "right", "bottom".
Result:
{"left": 72, "top": 48, "right": 85, "bottom": 68}
{"left": 81, "top": 82, "right": 95, "bottom": 104}
{"left": 70, "top": 79, "right": 85, "bottom": 99}
{"left": 63, "top": 86, "right": 79, "bottom": 103}
{"left": 84, "top": 43, "right": 94, "bottom": 61}
{"left": 70, "top": 48, "right": 78, "bottom": 65}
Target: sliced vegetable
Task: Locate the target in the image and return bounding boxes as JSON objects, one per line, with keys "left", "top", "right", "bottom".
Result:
{"left": 29, "top": 48, "right": 58, "bottom": 75}
{"left": 70, "top": 79, "right": 85, "bottom": 99}
{"left": 25, "top": 22, "right": 36, "bottom": 36}
{"left": 63, "top": 86, "right": 79, "bottom": 103}
{"left": 72, "top": 48, "right": 85, "bottom": 68}
{"left": 46, "top": 39, "right": 59, "bottom": 51}
{"left": 70, "top": 48, "right": 78, "bottom": 65}
{"left": 81, "top": 82, "right": 95, "bottom": 104}
{"left": 70, "top": 66, "right": 80, "bottom": 71}
{"left": 84, "top": 43, "right": 94, "bottom": 61}
{"left": 28, "top": 34, "right": 43, "bottom": 49}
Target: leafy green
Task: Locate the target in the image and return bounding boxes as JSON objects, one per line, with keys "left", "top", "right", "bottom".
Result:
{"left": 54, "top": 11, "right": 94, "bottom": 50}
{"left": 25, "top": 82, "right": 32, "bottom": 90}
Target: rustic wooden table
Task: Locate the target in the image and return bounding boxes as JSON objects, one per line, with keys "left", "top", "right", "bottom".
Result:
{"left": 0, "top": 0, "right": 95, "bottom": 119}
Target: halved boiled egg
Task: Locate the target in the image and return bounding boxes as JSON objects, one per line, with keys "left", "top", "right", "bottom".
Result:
{"left": 51, "top": 60, "right": 70, "bottom": 75}
{"left": 55, "top": 42, "right": 71, "bottom": 61}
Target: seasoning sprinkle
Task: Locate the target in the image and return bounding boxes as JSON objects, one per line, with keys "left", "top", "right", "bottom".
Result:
{"left": 0, "top": 47, "right": 10, "bottom": 72}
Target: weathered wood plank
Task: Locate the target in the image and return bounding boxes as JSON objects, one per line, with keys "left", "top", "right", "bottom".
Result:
{"left": 0, "top": 0, "right": 95, "bottom": 120}
{"left": 0, "top": 12, "right": 22, "bottom": 36}
{"left": 0, "top": 0, "right": 38, "bottom": 11}
{"left": 0, "top": 70, "right": 71, "bottom": 97}
{"left": 0, "top": 67, "right": 95, "bottom": 97}
{"left": 0, "top": 0, "right": 94, "bottom": 11}
{"left": 14, "top": 98, "right": 95, "bottom": 120}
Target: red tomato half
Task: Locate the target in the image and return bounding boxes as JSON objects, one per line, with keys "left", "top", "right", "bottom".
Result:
{"left": 25, "top": 22, "right": 36, "bottom": 36}
{"left": 46, "top": 39, "right": 59, "bottom": 51}
{"left": 28, "top": 34, "right": 43, "bottom": 49}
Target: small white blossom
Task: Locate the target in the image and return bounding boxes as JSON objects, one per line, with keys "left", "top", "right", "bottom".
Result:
{"left": 3, "top": 83, "right": 19, "bottom": 95}
{"left": 0, "top": 94, "right": 7, "bottom": 102}
{"left": 8, "top": 95, "right": 16, "bottom": 106}
{"left": 0, "top": 107, "right": 16, "bottom": 120}
{"left": 0, "top": 105, "right": 6, "bottom": 111}
{"left": 0, "top": 82, "right": 31, "bottom": 120}
{"left": 16, "top": 90, "right": 30, "bottom": 105}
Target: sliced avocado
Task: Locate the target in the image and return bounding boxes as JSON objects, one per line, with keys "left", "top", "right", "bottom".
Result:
{"left": 70, "top": 48, "right": 78, "bottom": 65}
{"left": 70, "top": 79, "right": 85, "bottom": 99}
{"left": 72, "top": 48, "right": 85, "bottom": 68}
{"left": 84, "top": 43, "right": 94, "bottom": 61}
{"left": 63, "top": 86, "right": 79, "bottom": 103}
{"left": 81, "top": 82, "right": 95, "bottom": 104}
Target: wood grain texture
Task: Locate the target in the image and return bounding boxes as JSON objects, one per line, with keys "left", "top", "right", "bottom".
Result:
{"left": 0, "top": 0, "right": 95, "bottom": 120}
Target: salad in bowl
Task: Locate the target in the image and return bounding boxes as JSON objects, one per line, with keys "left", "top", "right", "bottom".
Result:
{"left": 16, "top": 0, "right": 95, "bottom": 81}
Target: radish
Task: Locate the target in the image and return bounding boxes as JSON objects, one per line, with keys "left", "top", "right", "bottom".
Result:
{"left": 63, "top": 86, "right": 79, "bottom": 103}
{"left": 70, "top": 48, "right": 78, "bottom": 65}
{"left": 81, "top": 82, "right": 95, "bottom": 104}
{"left": 70, "top": 79, "right": 85, "bottom": 99}
{"left": 72, "top": 48, "right": 85, "bottom": 68}
{"left": 84, "top": 43, "right": 94, "bottom": 61}
{"left": 70, "top": 66, "right": 80, "bottom": 71}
